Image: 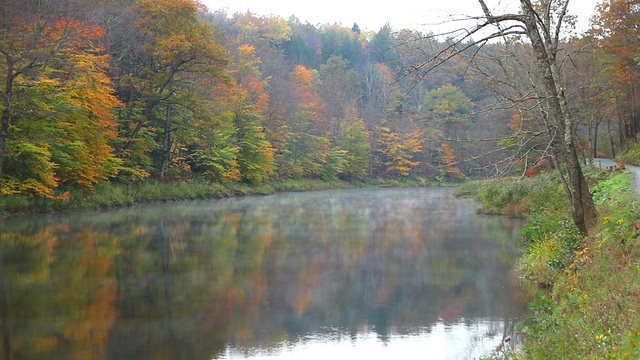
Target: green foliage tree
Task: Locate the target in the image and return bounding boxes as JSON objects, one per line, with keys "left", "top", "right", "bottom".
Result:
{"left": 367, "top": 24, "right": 395, "bottom": 64}
{"left": 421, "top": 84, "right": 474, "bottom": 138}
{"left": 319, "top": 25, "right": 364, "bottom": 68}
{"left": 186, "top": 82, "right": 241, "bottom": 183}
{"left": 336, "top": 114, "right": 371, "bottom": 180}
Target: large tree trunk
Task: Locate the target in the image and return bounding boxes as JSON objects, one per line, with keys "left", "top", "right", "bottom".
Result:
{"left": 520, "top": 0, "right": 597, "bottom": 234}
{"left": 565, "top": 138, "right": 598, "bottom": 234}
{"left": 0, "top": 108, "right": 8, "bottom": 181}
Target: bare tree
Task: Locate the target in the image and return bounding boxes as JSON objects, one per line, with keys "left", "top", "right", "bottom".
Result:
{"left": 402, "top": 0, "right": 596, "bottom": 234}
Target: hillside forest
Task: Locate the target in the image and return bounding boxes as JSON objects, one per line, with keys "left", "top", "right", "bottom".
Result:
{"left": 0, "top": 0, "right": 638, "bottom": 199}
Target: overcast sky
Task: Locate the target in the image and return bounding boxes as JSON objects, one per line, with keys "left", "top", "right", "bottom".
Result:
{"left": 202, "top": 0, "right": 602, "bottom": 34}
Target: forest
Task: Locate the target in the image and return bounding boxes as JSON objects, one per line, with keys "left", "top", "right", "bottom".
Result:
{"left": 0, "top": 0, "right": 638, "bottom": 201}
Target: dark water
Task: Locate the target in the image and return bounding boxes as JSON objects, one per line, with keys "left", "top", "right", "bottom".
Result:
{"left": 0, "top": 187, "right": 527, "bottom": 360}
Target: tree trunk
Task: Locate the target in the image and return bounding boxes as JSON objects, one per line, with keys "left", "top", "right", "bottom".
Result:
{"left": 124, "top": 101, "right": 157, "bottom": 150}
{"left": 615, "top": 97, "right": 627, "bottom": 151}
{"left": 591, "top": 119, "right": 598, "bottom": 159}
{"left": 631, "top": 82, "right": 638, "bottom": 143}
{"left": 160, "top": 105, "right": 171, "bottom": 181}
{"left": 0, "top": 106, "right": 9, "bottom": 181}
{"left": 0, "top": 69, "right": 15, "bottom": 181}
{"left": 607, "top": 119, "right": 616, "bottom": 158}
{"left": 520, "top": 0, "right": 597, "bottom": 234}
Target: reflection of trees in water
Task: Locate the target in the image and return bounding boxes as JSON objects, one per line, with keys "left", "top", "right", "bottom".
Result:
{"left": 0, "top": 224, "right": 119, "bottom": 359}
{"left": 227, "top": 189, "right": 528, "bottom": 348}
{"left": 0, "top": 188, "right": 528, "bottom": 359}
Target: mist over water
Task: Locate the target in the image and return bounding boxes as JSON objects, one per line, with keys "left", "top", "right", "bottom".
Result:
{"left": 0, "top": 187, "right": 527, "bottom": 359}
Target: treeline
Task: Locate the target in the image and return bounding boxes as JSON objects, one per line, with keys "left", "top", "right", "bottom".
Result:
{"left": 0, "top": 0, "right": 638, "bottom": 199}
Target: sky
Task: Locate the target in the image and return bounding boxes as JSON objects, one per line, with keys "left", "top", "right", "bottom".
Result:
{"left": 201, "top": 0, "right": 602, "bottom": 34}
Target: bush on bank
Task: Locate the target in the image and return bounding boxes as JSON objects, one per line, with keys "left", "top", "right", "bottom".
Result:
{"left": 461, "top": 168, "right": 640, "bottom": 359}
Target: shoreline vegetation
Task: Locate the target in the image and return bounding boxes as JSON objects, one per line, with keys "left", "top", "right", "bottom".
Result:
{"left": 0, "top": 176, "right": 443, "bottom": 217}
{"left": 458, "top": 165, "right": 640, "bottom": 359}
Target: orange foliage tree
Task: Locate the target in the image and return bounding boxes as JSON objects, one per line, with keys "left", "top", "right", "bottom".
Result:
{"left": 0, "top": 6, "right": 121, "bottom": 196}
{"left": 439, "top": 142, "right": 464, "bottom": 180}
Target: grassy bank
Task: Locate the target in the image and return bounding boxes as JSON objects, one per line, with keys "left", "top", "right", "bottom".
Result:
{"left": 0, "top": 176, "right": 439, "bottom": 216}
{"left": 458, "top": 169, "right": 640, "bottom": 358}
{"left": 617, "top": 144, "right": 640, "bottom": 166}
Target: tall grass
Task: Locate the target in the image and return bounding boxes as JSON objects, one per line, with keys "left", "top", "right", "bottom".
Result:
{"left": 453, "top": 172, "right": 564, "bottom": 218}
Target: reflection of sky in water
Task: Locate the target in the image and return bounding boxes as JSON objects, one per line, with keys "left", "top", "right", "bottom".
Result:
{"left": 222, "top": 319, "right": 512, "bottom": 360}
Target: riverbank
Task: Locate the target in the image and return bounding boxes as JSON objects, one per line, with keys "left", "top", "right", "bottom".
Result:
{"left": 458, "top": 168, "right": 640, "bottom": 358}
{"left": 0, "top": 176, "right": 441, "bottom": 216}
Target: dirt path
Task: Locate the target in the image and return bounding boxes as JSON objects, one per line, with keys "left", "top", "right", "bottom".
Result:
{"left": 593, "top": 158, "right": 640, "bottom": 193}
{"left": 625, "top": 165, "right": 640, "bottom": 193}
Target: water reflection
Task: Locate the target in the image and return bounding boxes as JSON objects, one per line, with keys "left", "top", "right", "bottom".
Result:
{"left": 0, "top": 188, "right": 527, "bottom": 360}
{"left": 223, "top": 320, "right": 515, "bottom": 360}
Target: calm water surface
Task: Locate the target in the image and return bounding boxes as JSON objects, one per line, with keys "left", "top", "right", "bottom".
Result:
{"left": 0, "top": 188, "right": 527, "bottom": 360}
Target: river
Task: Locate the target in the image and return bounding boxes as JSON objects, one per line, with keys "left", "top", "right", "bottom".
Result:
{"left": 0, "top": 187, "right": 527, "bottom": 359}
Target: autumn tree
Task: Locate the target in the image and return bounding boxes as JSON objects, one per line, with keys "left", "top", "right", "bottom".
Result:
{"left": 228, "top": 13, "right": 293, "bottom": 88}
{"left": 185, "top": 92, "right": 242, "bottom": 183}
{"left": 421, "top": 85, "right": 474, "bottom": 138}
{"left": 109, "top": 0, "right": 229, "bottom": 180}
{"left": 221, "top": 12, "right": 296, "bottom": 179}
{"left": 590, "top": 0, "right": 640, "bottom": 149}
{"left": 280, "top": 65, "right": 333, "bottom": 178}
{"left": 335, "top": 114, "right": 371, "bottom": 180}
{"left": 439, "top": 142, "right": 465, "bottom": 180}
{"left": 418, "top": 84, "right": 474, "bottom": 173}
{"left": 0, "top": 0, "right": 120, "bottom": 196}
{"left": 560, "top": 37, "right": 620, "bottom": 160}
{"left": 488, "top": 0, "right": 596, "bottom": 234}
{"left": 229, "top": 44, "right": 275, "bottom": 183}
{"left": 373, "top": 121, "right": 423, "bottom": 177}
{"left": 319, "top": 55, "right": 360, "bottom": 138}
